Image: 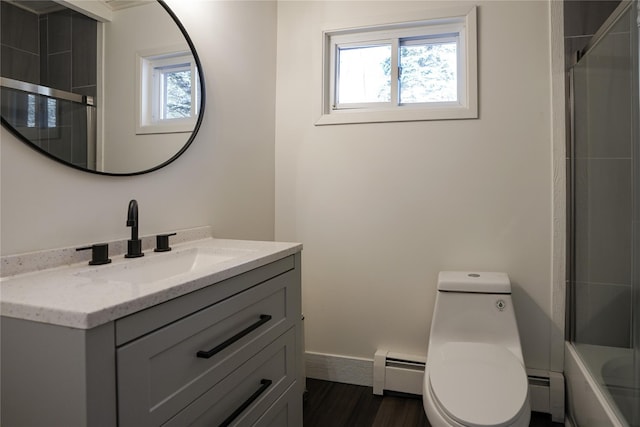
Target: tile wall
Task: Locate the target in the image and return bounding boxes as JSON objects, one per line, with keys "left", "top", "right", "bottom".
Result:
{"left": 564, "top": 1, "right": 622, "bottom": 67}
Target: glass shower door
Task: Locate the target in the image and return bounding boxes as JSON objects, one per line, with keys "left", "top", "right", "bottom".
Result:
{"left": 570, "top": 1, "right": 639, "bottom": 425}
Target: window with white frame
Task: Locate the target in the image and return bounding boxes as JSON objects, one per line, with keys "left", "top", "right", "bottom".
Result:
{"left": 137, "top": 50, "right": 200, "bottom": 134}
{"left": 317, "top": 6, "right": 477, "bottom": 125}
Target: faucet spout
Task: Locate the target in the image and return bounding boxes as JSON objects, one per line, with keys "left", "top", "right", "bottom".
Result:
{"left": 125, "top": 199, "right": 143, "bottom": 258}
{"left": 127, "top": 199, "right": 138, "bottom": 239}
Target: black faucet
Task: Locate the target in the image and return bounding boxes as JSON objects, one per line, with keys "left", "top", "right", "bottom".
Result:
{"left": 125, "top": 199, "right": 144, "bottom": 258}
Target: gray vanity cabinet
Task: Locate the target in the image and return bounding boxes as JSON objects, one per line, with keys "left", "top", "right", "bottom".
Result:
{"left": 1, "top": 252, "right": 303, "bottom": 427}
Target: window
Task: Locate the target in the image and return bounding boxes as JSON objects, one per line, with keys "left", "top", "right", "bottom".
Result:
{"left": 137, "top": 49, "right": 200, "bottom": 134}
{"left": 317, "top": 6, "right": 477, "bottom": 125}
{"left": 26, "top": 95, "right": 57, "bottom": 128}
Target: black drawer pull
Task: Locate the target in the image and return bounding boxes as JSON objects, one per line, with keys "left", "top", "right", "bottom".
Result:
{"left": 219, "top": 379, "right": 272, "bottom": 427}
{"left": 196, "top": 314, "right": 272, "bottom": 359}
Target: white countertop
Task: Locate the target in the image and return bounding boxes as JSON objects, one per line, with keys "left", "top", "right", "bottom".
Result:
{"left": 0, "top": 238, "right": 302, "bottom": 330}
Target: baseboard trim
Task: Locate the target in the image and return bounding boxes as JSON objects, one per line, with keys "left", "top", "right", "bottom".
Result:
{"left": 305, "top": 351, "right": 562, "bottom": 418}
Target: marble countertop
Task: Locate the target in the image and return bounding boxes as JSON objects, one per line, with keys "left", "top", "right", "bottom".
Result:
{"left": 0, "top": 238, "right": 302, "bottom": 330}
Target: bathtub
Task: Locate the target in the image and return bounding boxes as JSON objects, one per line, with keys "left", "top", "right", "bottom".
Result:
{"left": 602, "top": 353, "right": 638, "bottom": 426}
{"left": 565, "top": 342, "right": 637, "bottom": 427}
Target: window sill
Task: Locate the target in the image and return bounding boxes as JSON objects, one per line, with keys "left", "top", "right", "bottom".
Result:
{"left": 136, "top": 121, "right": 195, "bottom": 135}
{"left": 315, "top": 104, "right": 477, "bottom": 126}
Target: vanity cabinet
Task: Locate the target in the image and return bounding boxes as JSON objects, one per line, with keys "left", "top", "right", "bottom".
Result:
{"left": 1, "top": 252, "right": 303, "bottom": 427}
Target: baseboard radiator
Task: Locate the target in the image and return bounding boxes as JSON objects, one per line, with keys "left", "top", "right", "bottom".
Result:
{"left": 372, "top": 349, "right": 563, "bottom": 419}
{"left": 373, "top": 350, "right": 426, "bottom": 396}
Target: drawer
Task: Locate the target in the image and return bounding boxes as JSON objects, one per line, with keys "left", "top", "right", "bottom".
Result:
{"left": 117, "top": 269, "right": 297, "bottom": 427}
{"left": 162, "top": 327, "right": 297, "bottom": 427}
{"left": 252, "top": 381, "right": 303, "bottom": 427}
{"left": 115, "top": 256, "right": 295, "bottom": 345}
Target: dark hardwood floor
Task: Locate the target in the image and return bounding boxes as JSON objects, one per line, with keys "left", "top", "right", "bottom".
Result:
{"left": 303, "top": 378, "right": 563, "bottom": 427}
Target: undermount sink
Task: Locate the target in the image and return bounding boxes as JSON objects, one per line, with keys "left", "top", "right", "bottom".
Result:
{"left": 76, "top": 247, "right": 252, "bottom": 284}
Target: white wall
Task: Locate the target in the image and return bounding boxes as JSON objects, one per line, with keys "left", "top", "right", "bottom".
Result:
{"left": 1, "top": 0, "right": 277, "bottom": 256}
{"left": 1, "top": 0, "right": 558, "bottom": 375}
{"left": 275, "top": 1, "right": 554, "bottom": 371}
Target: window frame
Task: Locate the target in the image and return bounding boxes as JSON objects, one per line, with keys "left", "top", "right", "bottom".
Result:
{"left": 334, "top": 40, "right": 394, "bottom": 109}
{"left": 317, "top": 6, "right": 477, "bottom": 125}
{"left": 136, "top": 46, "right": 200, "bottom": 135}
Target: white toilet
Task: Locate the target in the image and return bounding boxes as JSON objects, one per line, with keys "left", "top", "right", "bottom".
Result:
{"left": 423, "top": 271, "right": 531, "bottom": 427}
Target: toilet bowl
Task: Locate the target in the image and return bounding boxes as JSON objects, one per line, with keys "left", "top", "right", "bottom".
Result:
{"left": 423, "top": 271, "right": 531, "bottom": 427}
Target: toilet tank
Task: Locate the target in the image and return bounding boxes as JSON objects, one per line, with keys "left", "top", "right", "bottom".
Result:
{"left": 428, "top": 271, "right": 524, "bottom": 361}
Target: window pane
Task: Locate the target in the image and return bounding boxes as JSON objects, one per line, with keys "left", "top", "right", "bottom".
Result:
{"left": 27, "top": 94, "right": 36, "bottom": 127}
{"left": 47, "top": 98, "right": 57, "bottom": 128}
{"left": 163, "top": 69, "right": 192, "bottom": 119}
{"left": 399, "top": 41, "right": 457, "bottom": 103}
{"left": 337, "top": 45, "right": 391, "bottom": 104}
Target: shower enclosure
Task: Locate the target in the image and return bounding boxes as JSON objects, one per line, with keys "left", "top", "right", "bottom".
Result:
{"left": 0, "top": 77, "right": 96, "bottom": 170}
{"left": 569, "top": 0, "right": 639, "bottom": 425}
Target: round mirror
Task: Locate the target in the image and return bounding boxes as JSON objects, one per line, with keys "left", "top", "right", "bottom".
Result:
{"left": 0, "top": 0, "right": 205, "bottom": 175}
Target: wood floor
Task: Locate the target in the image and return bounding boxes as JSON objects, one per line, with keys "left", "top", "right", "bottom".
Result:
{"left": 303, "top": 378, "right": 427, "bottom": 427}
{"left": 303, "top": 378, "right": 564, "bottom": 427}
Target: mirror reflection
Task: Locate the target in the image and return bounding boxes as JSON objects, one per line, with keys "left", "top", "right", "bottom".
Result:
{"left": 0, "top": 0, "right": 204, "bottom": 175}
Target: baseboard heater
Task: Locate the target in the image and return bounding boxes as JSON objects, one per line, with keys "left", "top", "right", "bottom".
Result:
{"left": 373, "top": 350, "right": 426, "bottom": 396}
{"left": 373, "top": 349, "right": 557, "bottom": 412}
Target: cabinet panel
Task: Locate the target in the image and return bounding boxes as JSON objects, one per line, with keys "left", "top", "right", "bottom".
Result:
{"left": 118, "top": 270, "right": 296, "bottom": 427}
{"left": 0, "top": 318, "right": 116, "bottom": 427}
{"left": 162, "top": 327, "right": 296, "bottom": 427}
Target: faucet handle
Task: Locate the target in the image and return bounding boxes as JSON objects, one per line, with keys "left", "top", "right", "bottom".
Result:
{"left": 154, "top": 233, "right": 177, "bottom": 252}
{"left": 77, "top": 243, "right": 112, "bottom": 265}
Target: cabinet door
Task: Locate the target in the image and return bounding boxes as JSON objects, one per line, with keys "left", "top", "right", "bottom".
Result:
{"left": 118, "top": 270, "right": 296, "bottom": 427}
{"left": 162, "top": 327, "right": 297, "bottom": 427}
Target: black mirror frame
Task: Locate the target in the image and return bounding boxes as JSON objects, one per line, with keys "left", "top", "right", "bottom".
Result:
{"left": 0, "top": 0, "right": 206, "bottom": 176}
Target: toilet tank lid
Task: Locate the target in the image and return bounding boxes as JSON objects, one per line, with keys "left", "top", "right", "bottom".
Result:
{"left": 437, "top": 271, "right": 511, "bottom": 293}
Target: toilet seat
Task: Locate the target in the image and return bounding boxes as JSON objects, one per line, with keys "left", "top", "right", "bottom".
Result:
{"left": 428, "top": 342, "right": 528, "bottom": 427}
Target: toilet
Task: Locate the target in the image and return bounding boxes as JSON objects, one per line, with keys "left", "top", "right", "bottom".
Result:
{"left": 423, "top": 271, "right": 531, "bottom": 427}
